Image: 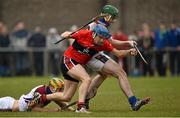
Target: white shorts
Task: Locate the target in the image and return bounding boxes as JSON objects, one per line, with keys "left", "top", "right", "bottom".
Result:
{"left": 87, "top": 52, "right": 110, "bottom": 72}
{"left": 0, "top": 96, "right": 15, "bottom": 110}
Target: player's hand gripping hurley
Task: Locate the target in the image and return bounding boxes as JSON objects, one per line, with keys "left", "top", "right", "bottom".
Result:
{"left": 54, "top": 14, "right": 108, "bottom": 44}
{"left": 133, "top": 43, "right": 148, "bottom": 64}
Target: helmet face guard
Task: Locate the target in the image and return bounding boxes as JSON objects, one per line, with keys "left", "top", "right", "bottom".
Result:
{"left": 103, "top": 14, "right": 117, "bottom": 22}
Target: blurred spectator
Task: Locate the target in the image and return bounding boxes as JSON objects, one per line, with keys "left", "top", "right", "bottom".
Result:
{"left": 139, "top": 23, "right": 154, "bottom": 76}
{"left": 0, "top": 22, "right": 10, "bottom": 47}
{"left": 68, "top": 25, "right": 78, "bottom": 45}
{"left": 0, "top": 22, "right": 11, "bottom": 76}
{"left": 128, "top": 30, "right": 139, "bottom": 42}
{"left": 154, "top": 23, "right": 168, "bottom": 76}
{"left": 167, "top": 23, "right": 180, "bottom": 76}
{"left": 27, "top": 26, "right": 46, "bottom": 76}
{"left": 177, "top": 27, "right": 180, "bottom": 75}
{"left": 128, "top": 30, "right": 141, "bottom": 76}
{"left": 112, "top": 30, "right": 129, "bottom": 74}
{"left": 11, "top": 21, "right": 30, "bottom": 48}
{"left": 10, "top": 21, "right": 31, "bottom": 75}
{"left": 46, "top": 28, "right": 67, "bottom": 76}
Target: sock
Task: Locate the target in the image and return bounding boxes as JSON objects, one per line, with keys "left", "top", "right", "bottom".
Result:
{"left": 77, "top": 101, "right": 85, "bottom": 110}
{"left": 85, "top": 99, "right": 90, "bottom": 109}
{"left": 85, "top": 98, "right": 90, "bottom": 102}
{"left": 128, "top": 96, "right": 137, "bottom": 106}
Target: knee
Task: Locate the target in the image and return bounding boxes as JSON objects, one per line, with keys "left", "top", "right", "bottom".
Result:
{"left": 113, "top": 67, "right": 127, "bottom": 78}
{"left": 80, "top": 77, "right": 91, "bottom": 84}
{"left": 99, "top": 73, "right": 108, "bottom": 80}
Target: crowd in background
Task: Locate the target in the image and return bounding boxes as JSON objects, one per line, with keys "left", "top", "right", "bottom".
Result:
{"left": 113, "top": 22, "right": 180, "bottom": 77}
{"left": 0, "top": 21, "right": 68, "bottom": 76}
{"left": 0, "top": 20, "right": 180, "bottom": 77}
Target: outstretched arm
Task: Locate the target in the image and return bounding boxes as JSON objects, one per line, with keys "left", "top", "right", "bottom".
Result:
{"left": 109, "top": 38, "right": 137, "bottom": 48}
{"left": 61, "top": 31, "right": 72, "bottom": 38}
{"left": 111, "top": 48, "right": 137, "bottom": 57}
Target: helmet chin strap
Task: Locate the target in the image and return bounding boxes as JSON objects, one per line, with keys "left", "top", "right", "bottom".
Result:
{"left": 92, "top": 32, "right": 97, "bottom": 38}
{"left": 104, "top": 14, "right": 112, "bottom": 21}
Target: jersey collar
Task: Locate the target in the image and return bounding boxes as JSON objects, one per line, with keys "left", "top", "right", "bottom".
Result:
{"left": 97, "top": 18, "right": 110, "bottom": 27}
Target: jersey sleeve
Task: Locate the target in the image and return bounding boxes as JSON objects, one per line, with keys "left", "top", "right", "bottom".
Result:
{"left": 71, "top": 31, "right": 80, "bottom": 40}
{"left": 71, "top": 30, "right": 86, "bottom": 40}
{"left": 88, "top": 22, "right": 97, "bottom": 30}
{"left": 71, "top": 30, "right": 90, "bottom": 42}
{"left": 103, "top": 40, "right": 114, "bottom": 52}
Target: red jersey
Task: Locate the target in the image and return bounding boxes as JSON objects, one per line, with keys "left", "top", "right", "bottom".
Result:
{"left": 64, "top": 29, "right": 113, "bottom": 64}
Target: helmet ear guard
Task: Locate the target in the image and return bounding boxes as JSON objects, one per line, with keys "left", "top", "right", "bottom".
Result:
{"left": 92, "top": 33, "right": 96, "bottom": 39}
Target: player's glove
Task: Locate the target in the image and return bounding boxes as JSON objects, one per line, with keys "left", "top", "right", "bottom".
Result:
{"left": 27, "top": 92, "right": 47, "bottom": 109}
{"left": 27, "top": 92, "right": 41, "bottom": 108}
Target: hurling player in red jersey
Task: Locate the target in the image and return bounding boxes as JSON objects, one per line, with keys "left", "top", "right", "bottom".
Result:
{"left": 36, "top": 24, "right": 137, "bottom": 113}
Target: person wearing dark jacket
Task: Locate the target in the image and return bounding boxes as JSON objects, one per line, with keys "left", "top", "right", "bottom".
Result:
{"left": 27, "top": 26, "right": 46, "bottom": 76}
{"left": 0, "top": 22, "right": 11, "bottom": 76}
{"left": 139, "top": 23, "right": 154, "bottom": 76}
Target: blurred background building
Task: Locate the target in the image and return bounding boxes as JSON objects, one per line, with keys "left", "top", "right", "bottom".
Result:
{"left": 0, "top": 0, "right": 179, "bottom": 33}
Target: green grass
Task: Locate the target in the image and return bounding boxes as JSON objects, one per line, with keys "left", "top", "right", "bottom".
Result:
{"left": 0, "top": 76, "right": 180, "bottom": 117}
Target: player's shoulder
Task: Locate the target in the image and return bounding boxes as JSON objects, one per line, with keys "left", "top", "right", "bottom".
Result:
{"left": 88, "top": 22, "right": 98, "bottom": 30}
{"left": 79, "top": 29, "right": 92, "bottom": 33}
{"left": 78, "top": 29, "right": 92, "bottom": 36}
{"left": 35, "top": 85, "right": 45, "bottom": 89}
{"left": 34, "top": 85, "right": 47, "bottom": 92}
{"left": 104, "top": 39, "right": 111, "bottom": 44}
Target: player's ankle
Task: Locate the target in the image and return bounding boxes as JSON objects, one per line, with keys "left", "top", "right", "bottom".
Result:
{"left": 128, "top": 96, "right": 137, "bottom": 106}
{"left": 85, "top": 99, "right": 90, "bottom": 109}
{"left": 85, "top": 98, "right": 90, "bottom": 102}
{"left": 77, "top": 101, "right": 85, "bottom": 110}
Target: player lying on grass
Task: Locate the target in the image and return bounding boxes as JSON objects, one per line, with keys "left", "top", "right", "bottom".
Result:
{"left": 33, "top": 24, "right": 138, "bottom": 113}
{"left": 84, "top": 5, "right": 150, "bottom": 111}
{"left": 0, "top": 78, "right": 74, "bottom": 112}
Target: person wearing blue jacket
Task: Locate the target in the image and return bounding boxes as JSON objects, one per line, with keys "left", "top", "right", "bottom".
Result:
{"left": 154, "top": 23, "right": 168, "bottom": 76}
{"left": 175, "top": 27, "right": 180, "bottom": 76}
{"left": 167, "top": 23, "right": 179, "bottom": 76}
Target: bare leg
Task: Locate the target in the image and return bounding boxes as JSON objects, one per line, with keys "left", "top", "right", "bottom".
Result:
{"left": 87, "top": 59, "right": 133, "bottom": 100}
{"left": 68, "top": 64, "right": 91, "bottom": 103}
{"left": 86, "top": 74, "right": 107, "bottom": 99}
{"left": 87, "top": 59, "right": 150, "bottom": 110}
{"left": 46, "top": 80, "right": 78, "bottom": 102}
{"left": 46, "top": 64, "right": 91, "bottom": 104}
{"left": 102, "top": 59, "right": 133, "bottom": 98}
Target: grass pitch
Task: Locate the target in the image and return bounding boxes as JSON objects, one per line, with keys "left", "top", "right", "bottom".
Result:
{"left": 0, "top": 76, "right": 180, "bottom": 117}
